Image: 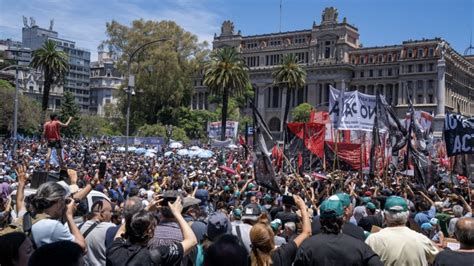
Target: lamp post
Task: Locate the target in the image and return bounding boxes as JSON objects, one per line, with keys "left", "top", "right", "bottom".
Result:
{"left": 0, "top": 64, "right": 30, "bottom": 159}
{"left": 125, "top": 38, "right": 169, "bottom": 155}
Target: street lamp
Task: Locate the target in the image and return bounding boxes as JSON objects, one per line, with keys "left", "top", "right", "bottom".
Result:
{"left": 0, "top": 64, "right": 30, "bottom": 159}
{"left": 125, "top": 38, "right": 170, "bottom": 155}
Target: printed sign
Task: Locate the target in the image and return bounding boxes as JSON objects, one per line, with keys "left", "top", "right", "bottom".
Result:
{"left": 208, "top": 121, "right": 239, "bottom": 139}
{"left": 329, "top": 87, "right": 384, "bottom": 131}
{"left": 444, "top": 113, "right": 474, "bottom": 156}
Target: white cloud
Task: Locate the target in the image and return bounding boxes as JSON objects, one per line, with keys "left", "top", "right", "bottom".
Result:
{"left": 0, "top": 0, "right": 221, "bottom": 61}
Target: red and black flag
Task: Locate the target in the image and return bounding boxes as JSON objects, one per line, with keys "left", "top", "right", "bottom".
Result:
{"left": 251, "top": 102, "right": 281, "bottom": 193}
{"left": 287, "top": 122, "right": 325, "bottom": 174}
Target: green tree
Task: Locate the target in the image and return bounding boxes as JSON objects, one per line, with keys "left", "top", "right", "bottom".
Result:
{"left": 137, "top": 123, "right": 189, "bottom": 143}
{"left": 272, "top": 54, "right": 307, "bottom": 131}
{"left": 203, "top": 47, "right": 250, "bottom": 141}
{"left": 80, "top": 115, "right": 120, "bottom": 136}
{"left": 30, "top": 40, "right": 69, "bottom": 121}
{"left": 291, "top": 103, "right": 313, "bottom": 122}
{"left": 0, "top": 80, "right": 41, "bottom": 136}
{"left": 60, "top": 91, "right": 81, "bottom": 137}
{"left": 102, "top": 19, "right": 209, "bottom": 134}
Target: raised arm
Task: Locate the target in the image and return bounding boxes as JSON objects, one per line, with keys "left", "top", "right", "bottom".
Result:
{"left": 292, "top": 195, "right": 311, "bottom": 247}
{"left": 15, "top": 164, "right": 28, "bottom": 217}
{"left": 419, "top": 191, "right": 435, "bottom": 206}
{"left": 169, "top": 197, "right": 197, "bottom": 255}
{"left": 65, "top": 198, "right": 87, "bottom": 252}
{"left": 59, "top": 117, "right": 73, "bottom": 127}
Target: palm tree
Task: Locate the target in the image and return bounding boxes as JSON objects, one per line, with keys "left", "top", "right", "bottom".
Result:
{"left": 203, "top": 47, "right": 249, "bottom": 141}
{"left": 30, "top": 40, "right": 69, "bottom": 119}
{"left": 272, "top": 53, "right": 307, "bottom": 131}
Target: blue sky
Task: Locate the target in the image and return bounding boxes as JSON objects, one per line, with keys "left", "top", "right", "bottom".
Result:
{"left": 1, "top": 0, "right": 472, "bottom": 61}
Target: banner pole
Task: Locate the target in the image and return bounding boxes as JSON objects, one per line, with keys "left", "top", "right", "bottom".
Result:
{"left": 333, "top": 130, "right": 339, "bottom": 171}
{"left": 359, "top": 131, "right": 363, "bottom": 178}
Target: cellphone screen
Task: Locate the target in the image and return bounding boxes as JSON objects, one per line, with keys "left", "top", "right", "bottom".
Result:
{"left": 99, "top": 162, "right": 107, "bottom": 179}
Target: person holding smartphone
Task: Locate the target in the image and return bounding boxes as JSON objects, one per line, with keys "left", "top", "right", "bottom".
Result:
{"left": 249, "top": 195, "right": 311, "bottom": 266}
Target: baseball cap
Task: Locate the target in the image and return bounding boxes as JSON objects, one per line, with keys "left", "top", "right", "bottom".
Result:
{"left": 241, "top": 203, "right": 262, "bottom": 221}
{"left": 366, "top": 202, "right": 376, "bottom": 210}
{"left": 232, "top": 208, "right": 242, "bottom": 219}
{"left": 207, "top": 212, "right": 231, "bottom": 241}
{"left": 421, "top": 223, "right": 433, "bottom": 231}
{"left": 319, "top": 199, "right": 344, "bottom": 219}
{"left": 429, "top": 218, "right": 439, "bottom": 225}
{"left": 361, "top": 197, "right": 371, "bottom": 203}
{"left": 384, "top": 196, "right": 408, "bottom": 212}
{"left": 270, "top": 218, "right": 282, "bottom": 231}
{"left": 329, "top": 193, "right": 351, "bottom": 208}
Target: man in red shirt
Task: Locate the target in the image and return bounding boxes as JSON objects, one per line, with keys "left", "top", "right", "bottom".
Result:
{"left": 43, "top": 113, "right": 72, "bottom": 171}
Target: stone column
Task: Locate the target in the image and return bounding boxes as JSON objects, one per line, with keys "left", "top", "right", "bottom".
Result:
{"left": 257, "top": 85, "right": 265, "bottom": 110}
{"left": 280, "top": 88, "right": 287, "bottom": 131}
{"left": 436, "top": 58, "right": 446, "bottom": 117}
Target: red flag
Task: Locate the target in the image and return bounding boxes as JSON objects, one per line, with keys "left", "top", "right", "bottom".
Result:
{"left": 298, "top": 152, "right": 303, "bottom": 169}
{"left": 239, "top": 135, "right": 246, "bottom": 146}
{"left": 226, "top": 151, "right": 234, "bottom": 166}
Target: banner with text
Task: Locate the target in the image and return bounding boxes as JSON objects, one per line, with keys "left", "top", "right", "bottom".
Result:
{"left": 208, "top": 121, "right": 239, "bottom": 139}
{"left": 329, "top": 87, "right": 383, "bottom": 132}
{"left": 444, "top": 113, "right": 474, "bottom": 156}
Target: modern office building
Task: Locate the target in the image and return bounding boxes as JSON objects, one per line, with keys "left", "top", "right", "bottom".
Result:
{"left": 89, "top": 51, "right": 124, "bottom": 116}
{"left": 22, "top": 18, "right": 91, "bottom": 112}
{"left": 193, "top": 7, "right": 474, "bottom": 137}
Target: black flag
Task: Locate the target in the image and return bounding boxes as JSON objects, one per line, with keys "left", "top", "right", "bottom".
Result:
{"left": 251, "top": 103, "right": 281, "bottom": 193}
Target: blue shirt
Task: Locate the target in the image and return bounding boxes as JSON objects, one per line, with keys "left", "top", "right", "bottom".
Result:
{"left": 414, "top": 206, "right": 436, "bottom": 226}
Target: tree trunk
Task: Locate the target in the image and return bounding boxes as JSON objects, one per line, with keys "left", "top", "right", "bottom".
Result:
{"left": 41, "top": 69, "right": 52, "bottom": 123}
{"left": 221, "top": 87, "right": 228, "bottom": 141}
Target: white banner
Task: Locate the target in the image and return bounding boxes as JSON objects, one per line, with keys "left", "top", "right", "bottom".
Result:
{"left": 329, "top": 86, "right": 383, "bottom": 131}
{"left": 207, "top": 121, "right": 239, "bottom": 139}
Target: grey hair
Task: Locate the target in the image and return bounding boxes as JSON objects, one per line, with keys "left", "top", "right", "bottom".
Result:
{"left": 31, "top": 182, "right": 67, "bottom": 211}
{"left": 384, "top": 210, "right": 409, "bottom": 226}
{"left": 452, "top": 205, "right": 463, "bottom": 218}
{"left": 455, "top": 218, "right": 474, "bottom": 246}
{"left": 123, "top": 196, "right": 144, "bottom": 220}
{"left": 285, "top": 222, "right": 296, "bottom": 232}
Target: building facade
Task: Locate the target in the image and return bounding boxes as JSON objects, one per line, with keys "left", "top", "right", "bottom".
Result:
{"left": 196, "top": 7, "right": 474, "bottom": 137}
{"left": 0, "top": 38, "right": 63, "bottom": 111}
{"left": 22, "top": 19, "right": 91, "bottom": 112}
{"left": 89, "top": 51, "right": 124, "bottom": 116}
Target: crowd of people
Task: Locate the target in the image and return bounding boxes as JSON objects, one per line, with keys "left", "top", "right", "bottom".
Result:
{"left": 0, "top": 115, "right": 473, "bottom": 265}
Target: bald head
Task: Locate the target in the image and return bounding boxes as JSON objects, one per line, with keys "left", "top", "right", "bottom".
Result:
{"left": 123, "top": 196, "right": 144, "bottom": 221}
{"left": 455, "top": 217, "right": 474, "bottom": 249}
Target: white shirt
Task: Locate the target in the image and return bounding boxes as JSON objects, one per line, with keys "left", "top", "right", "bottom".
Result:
{"left": 366, "top": 226, "right": 439, "bottom": 266}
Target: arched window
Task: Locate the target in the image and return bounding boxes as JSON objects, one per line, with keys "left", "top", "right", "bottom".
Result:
{"left": 268, "top": 117, "right": 281, "bottom": 132}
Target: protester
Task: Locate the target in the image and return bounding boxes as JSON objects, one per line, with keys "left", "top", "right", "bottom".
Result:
{"left": 106, "top": 197, "right": 197, "bottom": 265}
{"left": 203, "top": 234, "right": 248, "bottom": 266}
{"left": 0, "top": 232, "right": 34, "bottom": 266}
{"left": 249, "top": 195, "right": 311, "bottom": 266}
{"left": 28, "top": 240, "right": 84, "bottom": 266}
{"left": 79, "top": 199, "right": 115, "bottom": 266}
{"left": 433, "top": 217, "right": 474, "bottom": 265}
{"left": 366, "top": 196, "right": 439, "bottom": 265}
{"left": 27, "top": 181, "right": 86, "bottom": 251}
{"left": 42, "top": 114, "right": 72, "bottom": 171}
{"left": 294, "top": 199, "right": 382, "bottom": 266}
{"left": 232, "top": 202, "right": 262, "bottom": 252}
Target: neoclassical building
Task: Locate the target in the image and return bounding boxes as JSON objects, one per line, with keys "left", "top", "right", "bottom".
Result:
{"left": 191, "top": 7, "right": 474, "bottom": 137}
